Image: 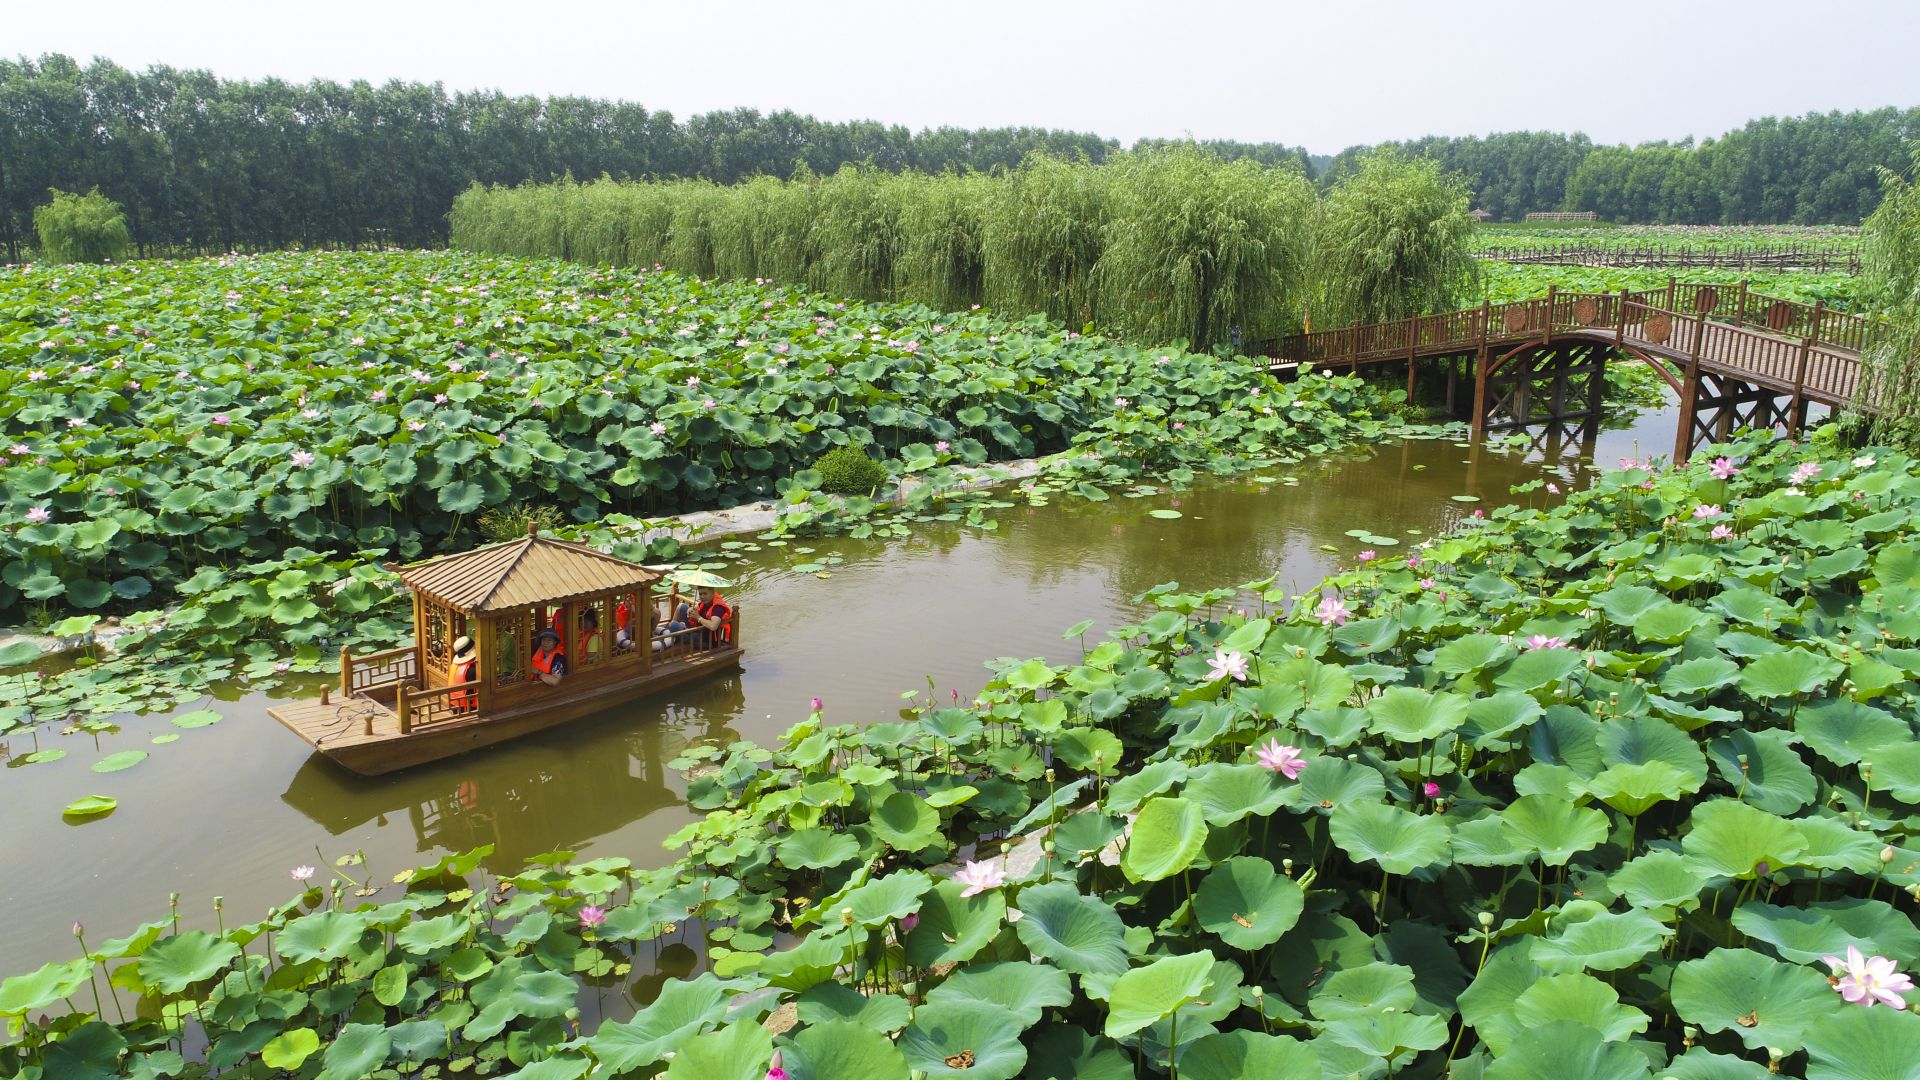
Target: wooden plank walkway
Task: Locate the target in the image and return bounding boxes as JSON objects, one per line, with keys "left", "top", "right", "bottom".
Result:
{"left": 1268, "top": 280, "right": 1876, "bottom": 411}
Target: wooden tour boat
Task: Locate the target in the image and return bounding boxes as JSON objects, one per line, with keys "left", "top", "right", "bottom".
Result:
{"left": 268, "top": 526, "right": 742, "bottom": 776}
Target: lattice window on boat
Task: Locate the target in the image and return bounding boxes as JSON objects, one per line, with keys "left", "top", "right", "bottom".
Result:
{"left": 424, "top": 605, "right": 452, "bottom": 667}
{"left": 577, "top": 598, "right": 605, "bottom": 668}
{"left": 494, "top": 613, "right": 525, "bottom": 686}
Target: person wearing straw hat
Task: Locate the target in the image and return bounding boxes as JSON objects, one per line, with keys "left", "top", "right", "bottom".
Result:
{"left": 451, "top": 635, "right": 479, "bottom": 713}
{"left": 530, "top": 628, "right": 567, "bottom": 687}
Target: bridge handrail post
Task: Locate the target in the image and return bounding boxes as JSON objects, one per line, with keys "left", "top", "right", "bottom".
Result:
{"left": 1810, "top": 301, "right": 1826, "bottom": 350}
{"left": 1543, "top": 285, "right": 1556, "bottom": 345}
{"left": 1736, "top": 281, "right": 1749, "bottom": 330}
{"left": 1616, "top": 288, "right": 1630, "bottom": 344}
{"left": 1666, "top": 276, "right": 1677, "bottom": 312}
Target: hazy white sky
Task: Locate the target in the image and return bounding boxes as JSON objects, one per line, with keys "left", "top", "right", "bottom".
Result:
{"left": 18, "top": 0, "right": 1920, "bottom": 153}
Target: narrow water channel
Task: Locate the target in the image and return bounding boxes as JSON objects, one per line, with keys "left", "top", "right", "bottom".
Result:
{"left": 0, "top": 405, "right": 1682, "bottom": 974}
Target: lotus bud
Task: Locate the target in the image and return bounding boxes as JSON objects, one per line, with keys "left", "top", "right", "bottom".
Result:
{"left": 70, "top": 922, "right": 83, "bottom": 938}
{"left": 1042, "top": 840, "right": 1054, "bottom": 854}
{"left": 1683, "top": 1025, "right": 1698, "bottom": 1047}
{"left": 1883, "top": 846, "right": 1897, "bottom": 864}
{"left": 1477, "top": 912, "right": 1494, "bottom": 930}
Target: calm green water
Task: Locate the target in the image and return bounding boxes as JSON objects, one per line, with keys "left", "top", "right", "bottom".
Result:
{"left": 0, "top": 409, "right": 1677, "bottom": 976}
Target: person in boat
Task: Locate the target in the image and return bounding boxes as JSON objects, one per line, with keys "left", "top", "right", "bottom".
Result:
{"left": 531, "top": 628, "right": 567, "bottom": 686}
{"left": 578, "top": 607, "right": 602, "bottom": 658}
{"left": 653, "top": 587, "right": 692, "bottom": 652}
{"left": 451, "top": 635, "right": 478, "bottom": 713}
{"left": 690, "top": 586, "right": 732, "bottom": 649}
{"left": 614, "top": 593, "right": 636, "bottom": 647}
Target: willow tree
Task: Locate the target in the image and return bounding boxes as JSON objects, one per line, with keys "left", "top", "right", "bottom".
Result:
{"left": 34, "top": 187, "right": 132, "bottom": 263}
{"left": 1308, "top": 151, "right": 1478, "bottom": 328}
{"left": 1856, "top": 146, "right": 1920, "bottom": 448}
{"left": 1094, "top": 146, "right": 1315, "bottom": 349}
{"left": 894, "top": 172, "right": 991, "bottom": 312}
{"left": 980, "top": 153, "right": 1111, "bottom": 328}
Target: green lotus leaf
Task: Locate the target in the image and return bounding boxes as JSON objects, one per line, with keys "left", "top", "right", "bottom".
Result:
{"left": 0, "top": 958, "right": 92, "bottom": 1016}
{"left": 1739, "top": 647, "right": 1844, "bottom": 699}
{"left": 1052, "top": 727, "right": 1124, "bottom": 774}
{"left": 62, "top": 794, "right": 118, "bottom": 818}
{"left": 1193, "top": 856, "right": 1304, "bottom": 950}
{"left": 136, "top": 931, "right": 240, "bottom": 994}
{"left": 925, "top": 961, "right": 1070, "bottom": 1028}
{"left": 1318, "top": 1011, "right": 1448, "bottom": 1063}
{"left": 1175, "top": 1031, "right": 1319, "bottom": 1080}
{"left": 1105, "top": 760, "right": 1189, "bottom": 815}
{"left": 585, "top": 973, "right": 733, "bottom": 1072}
{"left": 795, "top": 984, "right": 911, "bottom": 1032}
{"left": 1498, "top": 794, "right": 1607, "bottom": 865}
{"left": 1329, "top": 801, "right": 1449, "bottom": 875}
{"left": 868, "top": 792, "right": 941, "bottom": 852}
{"left": 322, "top": 1023, "right": 393, "bottom": 1080}
{"left": 1012, "top": 881, "right": 1131, "bottom": 977}
{"left": 1532, "top": 902, "right": 1673, "bottom": 973}
{"left": 1121, "top": 796, "right": 1209, "bottom": 883}
{"left": 1026, "top": 1024, "right": 1133, "bottom": 1080}
{"left": 1288, "top": 756, "right": 1387, "bottom": 813}
{"left": 1733, "top": 899, "right": 1920, "bottom": 966}
{"left": 1632, "top": 599, "right": 1712, "bottom": 643}
{"left": 1463, "top": 690, "right": 1545, "bottom": 744}
{"left": 1483, "top": 1021, "right": 1653, "bottom": 1080}
{"left": 1181, "top": 763, "right": 1291, "bottom": 826}
{"left": 1104, "top": 951, "right": 1216, "bottom": 1040}
{"left": 1430, "top": 633, "right": 1516, "bottom": 676}
{"left": 395, "top": 913, "right": 469, "bottom": 954}
{"left": 90, "top": 750, "right": 148, "bottom": 773}
{"left": 1610, "top": 851, "right": 1711, "bottom": 912}
{"left": 1803, "top": 995, "right": 1920, "bottom": 1080}
{"left": 0, "top": 640, "right": 43, "bottom": 667}
{"left": 1659, "top": 1047, "right": 1772, "bottom": 1080}
{"left": 1494, "top": 646, "right": 1584, "bottom": 692}
{"left": 1682, "top": 798, "right": 1807, "bottom": 879}
{"left": 1586, "top": 761, "right": 1697, "bottom": 816}
{"left": 1671, "top": 948, "right": 1845, "bottom": 1052}
{"left": 170, "top": 709, "right": 222, "bottom": 728}
{"left": 260, "top": 1028, "right": 321, "bottom": 1070}
{"left": 1661, "top": 655, "right": 1742, "bottom": 697}
{"left": 1511, "top": 972, "right": 1650, "bottom": 1044}
{"left": 1308, "top": 961, "right": 1417, "bottom": 1021}
{"left": 781, "top": 1018, "right": 907, "bottom": 1080}
{"left": 904, "top": 879, "right": 1006, "bottom": 969}
{"left": 841, "top": 870, "right": 932, "bottom": 927}
{"left": 276, "top": 910, "right": 372, "bottom": 963}
{"left": 775, "top": 828, "right": 860, "bottom": 870}
{"left": 1365, "top": 686, "right": 1468, "bottom": 742}
{"left": 1706, "top": 728, "right": 1816, "bottom": 814}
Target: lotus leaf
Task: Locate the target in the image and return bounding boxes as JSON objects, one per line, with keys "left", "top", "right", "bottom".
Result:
{"left": 1671, "top": 948, "right": 1845, "bottom": 1052}
{"left": 1104, "top": 951, "right": 1216, "bottom": 1040}
{"left": 1012, "top": 882, "right": 1131, "bottom": 977}
{"left": 925, "top": 961, "right": 1070, "bottom": 1028}
{"left": 1330, "top": 801, "right": 1449, "bottom": 875}
{"left": 782, "top": 1018, "right": 907, "bottom": 1080}
{"left": 1193, "top": 856, "right": 1304, "bottom": 950}
{"left": 1121, "top": 796, "right": 1209, "bottom": 882}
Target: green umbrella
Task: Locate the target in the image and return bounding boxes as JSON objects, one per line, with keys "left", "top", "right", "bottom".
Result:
{"left": 665, "top": 569, "right": 734, "bottom": 589}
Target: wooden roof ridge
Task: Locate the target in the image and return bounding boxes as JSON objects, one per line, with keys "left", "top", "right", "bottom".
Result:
{"left": 392, "top": 533, "right": 660, "bottom": 614}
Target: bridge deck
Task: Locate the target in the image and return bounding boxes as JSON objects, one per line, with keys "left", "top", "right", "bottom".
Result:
{"left": 1269, "top": 281, "right": 1876, "bottom": 410}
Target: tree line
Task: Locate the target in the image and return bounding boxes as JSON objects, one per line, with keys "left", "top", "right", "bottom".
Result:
{"left": 449, "top": 147, "right": 1475, "bottom": 348}
{"left": 0, "top": 54, "right": 1122, "bottom": 259}
{"left": 1316, "top": 110, "right": 1920, "bottom": 225}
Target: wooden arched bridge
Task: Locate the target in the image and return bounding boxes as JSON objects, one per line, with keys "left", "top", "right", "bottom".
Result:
{"left": 1267, "top": 280, "right": 1879, "bottom": 462}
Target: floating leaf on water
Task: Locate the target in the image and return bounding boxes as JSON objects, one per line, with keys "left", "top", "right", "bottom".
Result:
{"left": 170, "top": 709, "right": 222, "bottom": 729}
{"left": 1450, "top": 495, "right": 1481, "bottom": 503}
{"left": 63, "top": 794, "right": 118, "bottom": 818}
{"left": 1149, "top": 509, "right": 1183, "bottom": 519}
{"left": 91, "top": 750, "right": 149, "bottom": 773}
{"left": 21, "top": 749, "right": 67, "bottom": 765}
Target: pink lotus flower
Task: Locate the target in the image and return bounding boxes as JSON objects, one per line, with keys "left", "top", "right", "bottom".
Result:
{"left": 953, "top": 859, "right": 1006, "bottom": 897}
{"left": 291, "top": 865, "right": 316, "bottom": 881}
{"left": 810, "top": 697, "right": 823, "bottom": 712}
{"left": 370, "top": 390, "right": 387, "bottom": 402}
{"left": 935, "top": 440, "right": 951, "bottom": 453}
{"left": 1853, "top": 455, "right": 1877, "bottom": 469}
{"left": 1418, "top": 577, "right": 1436, "bottom": 589}
{"left": 1114, "top": 397, "right": 1130, "bottom": 409}
{"left": 1693, "top": 504, "right": 1723, "bottom": 520}
{"left": 650, "top": 422, "right": 667, "bottom": 436}
{"left": 1709, "top": 457, "right": 1738, "bottom": 480}
{"left": 1172, "top": 422, "right": 1185, "bottom": 430}
{"left": 766, "top": 1049, "right": 788, "bottom": 1080}
{"left": 408, "top": 420, "right": 427, "bottom": 432}
{"left": 1358, "top": 550, "right": 1377, "bottom": 563}
{"left": 24, "top": 507, "right": 51, "bottom": 525}
{"left": 1255, "top": 739, "right": 1307, "bottom": 779}
{"left": 703, "top": 399, "right": 718, "bottom": 409}
{"left": 1546, "top": 482, "right": 1560, "bottom": 494}
{"left": 578, "top": 905, "right": 607, "bottom": 928}
{"left": 302, "top": 408, "right": 320, "bottom": 419}
{"left": 1207, "top": 649, "right": 1249, "bottom": 682}
{"left": 212, "top": 414, "right": 230, "bottom": 425}
{"left": 1525, "top": 635, "right": 1567, "bottom": 650}
{"left": 1824, "top": 946, "right": 1914, "bottom": 1009}
{"left": 686, "top": 376, "right": 700, "bottom": 387}
{"left": 290, "top": 450, "right": 315, "bottom": 468}
{"left": 1791, "top": 462, "right": 1821, "bottom": 484}
{"left": 1423, "top": 781, "right": 1441, "bottom": 798}
{"left": 898, "top": 913, "right": 919, "bottom": 933}
{"left": 1315, "top": 596, "right": 1350, "bottom": 626}
{"left": 1711, "top": 524, "right": 1735, "bottom": 540}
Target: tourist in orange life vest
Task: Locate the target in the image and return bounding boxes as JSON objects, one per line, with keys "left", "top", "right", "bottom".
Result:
{"left": 691, "top": 587, "right": 732, "bottom": 648}
{"left": 451, "top": 635, "right": 478, "bottom": 712}
{"left": 578, "top": 607, "right": 602, "bottom": 659}
{"left": 531, "top": 628, "right": 567, "bottom": 686}
{"left": 614, "top": 594, "right": 635, "bottom": 647}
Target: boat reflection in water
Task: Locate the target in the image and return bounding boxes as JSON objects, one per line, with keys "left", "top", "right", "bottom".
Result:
{"left": 280, "top": 674, "right": 746, "bottom": 877}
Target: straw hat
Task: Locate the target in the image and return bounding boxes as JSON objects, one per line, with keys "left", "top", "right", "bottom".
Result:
{"left": 452, "top": 635, "right": 476, "bottom": 660}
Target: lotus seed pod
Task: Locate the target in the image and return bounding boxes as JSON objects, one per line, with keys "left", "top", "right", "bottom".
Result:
{"left": 841, "top": 907, "right": 854, "bottom": 926}
{"left": 1683, "top": 1025, "right": 1698, "bottom": 1046}
{"left": 1477, "top": 912, "right": 1494, "bottom": 929}
{"left": 1884, "top": 846, "right": 1897, "bottom": 864}
{"left": 1044, "top": 769, "right": 1055, "bottom": 783}
{"left": 1282, "top": 859, "right": 1294, "bottom": 877}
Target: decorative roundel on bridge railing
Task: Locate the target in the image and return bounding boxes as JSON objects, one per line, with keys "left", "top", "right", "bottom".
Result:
{"left": 1645, "top": 313, "right": 1673, "bottom": 344}
{"left": 1573, "top": 298, "right": 1599, "bottom": 325}
{"left": 1766, "top": 301, "right": 1794, "bottom": 331}
{"left": 1694, "top": 286, "right": 1720, "bottom": 314}
{"left": 1502, "top": 307, "right": 1529, "bottom": 333}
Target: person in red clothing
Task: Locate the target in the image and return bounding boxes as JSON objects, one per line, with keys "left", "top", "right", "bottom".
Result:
{"left": 451, "top": 635, "right": 478, "bottom": 713}
{"left": 691, "top": 587, "right": 731, "bottom": 649}
{"left": 614, "top": 594, "right": 635, "bottom": 647}
{"left": 530, "top": 628, "right": 567, "bottom": 686}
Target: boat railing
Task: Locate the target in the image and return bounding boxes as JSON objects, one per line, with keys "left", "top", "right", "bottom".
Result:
{"left": 393, "top": 682, "right": 470, "bottom": 734}
{"left": 341, "top": 644, "right": 416, "bottom": 697}
{"left": 651, "top": 608, "right": 742, "bottom": 665}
